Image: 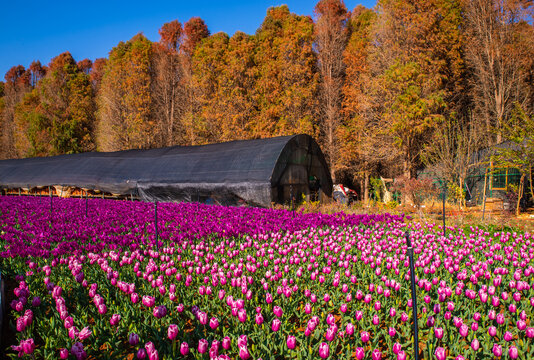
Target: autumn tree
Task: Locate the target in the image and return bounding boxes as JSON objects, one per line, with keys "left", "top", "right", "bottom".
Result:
{"left": 465, "top": 0, "right": 533, "bottom": 145}
{"left": 365, "top": 0, "right": 464, "bottom": 179}
{"left": 314, "top": 0, "right": 349, "bottom": 182}
{"left": 218, "top": 32, "right": 257, "bottom": 141}
{"left": 77, "top": 59, "right": 93, "bottom": 75}
{"left": 191, "top": 32, "right": 230, "bottom": 144}
{"left": 339, "top": 5, "right": 376, "bottom": 201}
{"left": 253, "top": 6, "right": 319, "bottom": 138}
{"left": 29, "top": 61, "right": 46, "bottom": 87}
{"left": 14, "top": 52, "right": 95, "bottom": 156}
{"left": 192, "top": 31, "right": 257, "bottom": 143}
{"left": 180, "top": 17, "right": 210, "bottom": 145}
{"left": 152, "top": 20, "right": 188, "bottom": 146}
{"left": 181, "top": 17, "right": 210, "bottom": 57}
{"left": 0, "top": 65, "right": 31, "bottom": 159}
{"left": 96, "top": 34, "right": 154, "bottom": 151}
{"left": 90, "top": 58, "right": 107, "bottom": 92}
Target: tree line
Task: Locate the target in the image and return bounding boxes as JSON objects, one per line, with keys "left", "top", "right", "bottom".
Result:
{"left": 1, "top": 0, "right": 533, "bottom": 200}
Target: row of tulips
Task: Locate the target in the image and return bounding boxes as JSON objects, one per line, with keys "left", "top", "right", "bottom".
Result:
{"left": 1, "top": 196, "right": 533, "bottom": 359}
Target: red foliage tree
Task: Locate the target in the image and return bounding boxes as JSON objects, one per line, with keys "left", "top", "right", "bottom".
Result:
{"left": 181, "top": 17, "right": 210, "bottom": 56}
{"left": 159, "top": 20, "right": 183, "bottom": 51}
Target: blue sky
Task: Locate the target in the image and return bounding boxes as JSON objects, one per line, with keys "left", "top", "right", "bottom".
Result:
{"left": 0, "top": 0, "right": 375, "bottom": 79}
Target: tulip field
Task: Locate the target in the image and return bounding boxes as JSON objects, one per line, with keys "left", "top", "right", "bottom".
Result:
{"left": 1, "top": 196, "right": 534, "bottom": 360}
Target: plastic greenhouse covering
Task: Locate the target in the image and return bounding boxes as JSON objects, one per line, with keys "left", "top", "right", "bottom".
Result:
{"left": 0, "top": 134, "right": 332, "bottom": 207}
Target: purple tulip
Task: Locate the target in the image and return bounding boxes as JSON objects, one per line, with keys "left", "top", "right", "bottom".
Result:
{"left": 129, "top": 333, "right": 140, "bottom": 346}
{"left": 137, "top": 348, "right": 147, "bottom": 359}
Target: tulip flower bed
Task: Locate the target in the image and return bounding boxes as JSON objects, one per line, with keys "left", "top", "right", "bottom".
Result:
{"left": 1, "top": 196, "right": 533, "bottom": 360}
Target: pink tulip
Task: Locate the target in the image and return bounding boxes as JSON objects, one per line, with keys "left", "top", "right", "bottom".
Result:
{"left": 198, "top": 339, "right": 208, "bottom": 354}
{"left": 509, "top": 346, "right": 518, "bottom": 359}
{"left": 504, "top": 331, "right": 513, "bottom": 342}
{"left": 361, "top": 331, "right": 370, "bottom": 343}
{"left": 210, "top": 317, "right": 219, "bottom": 329}
{"left": 346, "top": 322, "right": 354, "bottom": 336}
{"left": 142, "top": 295, "right": 155, "bottom": 308}
{"left": 168, "top": 324, "right": 178, "bottom": 340}
{"left": 222, "top": 336, "right": 231, "bottom": 350}
{"left": 238, "top": 345, "right": 250, "bottom": 359}
{"left": 78, "top": 327, "right": 91, "bottom": 341}
{"left": 180, "top": 342, "right": 189, "bottom": 356}
{"left": 287, "top": 335, "right": 296, "bottom": 350}
{"left": 110, "top": 313, "right": 121, "bottom": 326}
{"left": 272, "top": 318, "right": 281, "bottom": 332}
{"left": 471, "top": 338, "right": 480, "bottom": 351}
{"left": 355, "top": 347, "right": 365, "bottom": 360}
{"left": 493, "top": 344, "right": 502, "bottom": 357}
{"left": 319, "top": 342, "right": 330, "bottom": 359}
{"left": 434, "top": 347, "right": 446, "bottom": 360}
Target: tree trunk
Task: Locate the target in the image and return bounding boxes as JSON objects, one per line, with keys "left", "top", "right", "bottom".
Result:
{"left": 364, "top": 171, "right": 369, "bottom": 204}
{"left": 529, "top": 165, "right": 533, "bottom": 205}
{"left": 516, "top": 174, "right": 525, "bottom": 216}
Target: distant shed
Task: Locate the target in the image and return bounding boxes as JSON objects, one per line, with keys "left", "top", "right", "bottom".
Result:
{"left": 0, "top": 134, "right": 332, "bottom": 207}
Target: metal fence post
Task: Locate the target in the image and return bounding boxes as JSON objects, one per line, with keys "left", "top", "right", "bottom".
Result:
{"left": 406, "top": 230, "right": 419, "bottom": 360}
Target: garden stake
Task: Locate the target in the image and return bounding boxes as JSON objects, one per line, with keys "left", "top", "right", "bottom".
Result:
{"left": 406, "top": 230, "right": 419, "bottom": 360}
{"left": 154, "top": 201, "right": 159, "bottom": 250}
{"left": 442, "top": 183, "right": 446, "bottom": 238}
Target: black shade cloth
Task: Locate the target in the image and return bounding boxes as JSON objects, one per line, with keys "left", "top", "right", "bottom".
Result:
{"left": 0, "top": 134, "right": 332, "bottom": 207}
